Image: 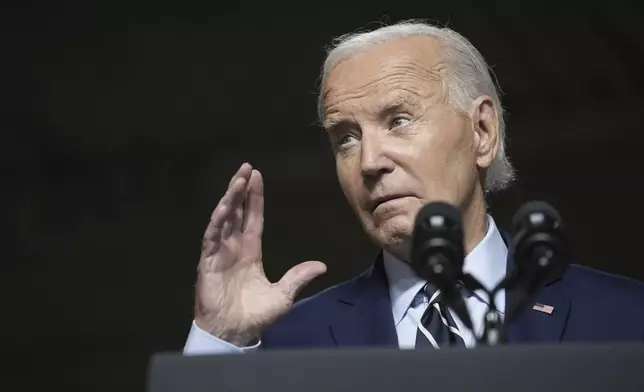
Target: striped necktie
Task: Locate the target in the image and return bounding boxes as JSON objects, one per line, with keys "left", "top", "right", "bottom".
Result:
{"left": 414, "top": 284, "right": 466, "bottom": 348}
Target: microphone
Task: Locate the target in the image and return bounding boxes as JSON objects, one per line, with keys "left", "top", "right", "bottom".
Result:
{"left": 511, "top": 200, "right": 569, "bottom": 292}
{"left": 411, "top": 202, "right": 473, "bottom": 331}
{"left": 503, "top": 201, "right": 570, "bottom": 329}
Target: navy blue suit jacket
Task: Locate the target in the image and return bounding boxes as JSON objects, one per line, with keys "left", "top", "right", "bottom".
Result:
{"left": 262, "top": 235, "right": 644, "bottom": 349}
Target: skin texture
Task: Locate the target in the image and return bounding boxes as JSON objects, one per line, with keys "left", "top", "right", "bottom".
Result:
{"left": 322, "top": 35, "right": 500, "bottom": 261}
{"left": 193, "top": 34, "right": 501, "bottom": 345}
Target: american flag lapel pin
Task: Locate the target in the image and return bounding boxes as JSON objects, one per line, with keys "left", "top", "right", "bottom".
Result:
{"left": 533, "top": 303, "right": 554, "bottom": 315}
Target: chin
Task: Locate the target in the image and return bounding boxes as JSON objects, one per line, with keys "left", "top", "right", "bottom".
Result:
{"left": 369, "top": 215, "right": 413, "bottom": 253}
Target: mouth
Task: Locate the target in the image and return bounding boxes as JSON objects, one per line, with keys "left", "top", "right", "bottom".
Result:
{"left": 370, "top": 194, "right": 414, "bottom": 212}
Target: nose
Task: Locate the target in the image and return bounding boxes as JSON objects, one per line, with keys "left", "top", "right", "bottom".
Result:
{"left": 360, "top": 132, "right": 395, "bottom": 179}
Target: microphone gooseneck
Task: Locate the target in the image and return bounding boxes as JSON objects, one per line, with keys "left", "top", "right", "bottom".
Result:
{"left": 411, "top": 202, "right": 474, "bottom": 332}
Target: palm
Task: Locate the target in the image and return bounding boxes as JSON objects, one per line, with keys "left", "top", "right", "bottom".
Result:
{"left": 195, "top": 163, "right": 326, "bottom": 345}
{"left": 199, "top": 233, "right": 288, "bottom": 332}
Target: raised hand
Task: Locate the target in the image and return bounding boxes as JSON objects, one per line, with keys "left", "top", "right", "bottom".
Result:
{"left": 194, "top": 163, "right": 327, "bottom": 346}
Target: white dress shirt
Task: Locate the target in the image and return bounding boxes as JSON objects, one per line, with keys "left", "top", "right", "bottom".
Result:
{"left": 385, "top": 215, "right": 507, "bottom": 348}
{"left": 183, "top": 215, "right": 507, "bottom": 354}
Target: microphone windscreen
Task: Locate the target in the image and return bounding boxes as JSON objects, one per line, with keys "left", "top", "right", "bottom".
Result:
{"left": 512, "top": 200, "right": 562, "bottom": 231}
{"left": 415, "top": 201, "right": 462, "bottom": 229}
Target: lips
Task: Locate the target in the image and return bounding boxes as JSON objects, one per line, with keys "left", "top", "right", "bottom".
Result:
{"left": 370, "top": 194, "right": 414, "bottom": 212}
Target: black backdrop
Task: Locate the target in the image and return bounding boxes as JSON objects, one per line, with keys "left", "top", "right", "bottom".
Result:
{"left": 2, "top": 0, "right": 643, "bottom": 390}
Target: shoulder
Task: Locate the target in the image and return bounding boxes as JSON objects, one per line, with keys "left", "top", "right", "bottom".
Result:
{"left": 562, "top": 264, "right": 644, "bottom": 318}
{"left": 555, "top": 265, "right": 644, "bottom": 339}
{"left": 563, "top": 264, "right": 644, "bottom": 302}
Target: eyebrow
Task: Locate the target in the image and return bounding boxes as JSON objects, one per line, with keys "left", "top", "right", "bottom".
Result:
{"left": 378, "top": 94, "right": 422, "bottom": 116}
{"left": 323, "top": 92, "right": 422, "bottom": 131}
{"left": 324, "top": 118, "right": 355, "bottom": 137}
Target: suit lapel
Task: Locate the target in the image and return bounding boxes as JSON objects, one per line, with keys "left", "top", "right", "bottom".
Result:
{"left": 327, "top": 229, "right": 572, "bottom": 346}
{"left": 501, "top": 230, "right": 571, "bottom": 343}
{"left": 506, "top": 283, "right": 571, "bottom": 343}
{"left": 329, "top": 252, "right": 399, "bottom": 348}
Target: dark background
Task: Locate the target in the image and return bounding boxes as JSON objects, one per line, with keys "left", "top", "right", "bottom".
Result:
{"left": 2, "top": 0, "right": 643, "bottom": 390}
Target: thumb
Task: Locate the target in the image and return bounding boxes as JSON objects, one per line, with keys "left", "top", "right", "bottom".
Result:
{"left": 278, "top": 261, "right": 327, "bottom": 300}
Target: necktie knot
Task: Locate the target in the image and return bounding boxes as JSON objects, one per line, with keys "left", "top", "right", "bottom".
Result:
{"left": 411, "top": 283, "right": 442, "bottom": 307}
{"left": 423, "top": 284, "right": 442, "bottom": 306}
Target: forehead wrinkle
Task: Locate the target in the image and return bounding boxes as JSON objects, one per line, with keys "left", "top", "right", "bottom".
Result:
{"left": 323, "top": 56, "right": 449, "bottom": 120}
{"left": 393, "top": 59, "right": 450, "bottom": 103}
{"left": 325, "top": 88, "right": 419, "bottom": 128}
{"left": 387, "top": 58, "right": 445, "bottom": 83}
{"left": 324, "top": 75, "right": 414, "bottom": 115}
{"left": 322, "top": 71, "right": 393, "bottom": 109}
{"left": 377, "top": 90, "right": 424, "bottom": 112}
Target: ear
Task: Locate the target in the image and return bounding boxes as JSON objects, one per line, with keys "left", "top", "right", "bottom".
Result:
{"left": 469, "top": 96, "right": 499, "bottom": 170}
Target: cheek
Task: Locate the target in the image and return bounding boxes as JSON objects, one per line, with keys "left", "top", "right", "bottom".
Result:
{"left": 336, "top": 158, "right": 362, "bottom": 206}
{"left": 411, "top": 119, "right": 476, "bottom": 199}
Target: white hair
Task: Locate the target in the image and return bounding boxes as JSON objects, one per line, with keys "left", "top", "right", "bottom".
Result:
{"left": 317, "top": 20, "right": 515, "bottom": 193}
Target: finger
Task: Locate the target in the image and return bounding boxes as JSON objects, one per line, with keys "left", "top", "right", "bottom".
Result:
{"left": 202, "top": 176, "right": 248, "bottom": 256}
{"left": 227, "top": 163, "right": 253, "bottom": 234}
{"left": 222, "top": 220, "right": 232, "bottom": 239}
{"left": 229, "top": 180, "right": 248, "bottom": 235}
{"left": 203, "top": 163, "right": 252, "bottom": 243}
{"left": 228, "top": 162, "right": 253, "bottom": 188}
{"left": 278, "top": 261, "right": 327, "bottom": 300}
{"left": 242, "top": 169, "right": 264, "bottom": 235}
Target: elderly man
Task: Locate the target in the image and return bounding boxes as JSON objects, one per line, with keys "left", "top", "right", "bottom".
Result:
{"left": 183, "top": 21, "right": 644, "bottom": 354}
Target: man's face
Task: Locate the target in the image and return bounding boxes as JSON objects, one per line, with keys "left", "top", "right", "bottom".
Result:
{"left": 322, "top": 36, "right": 496, "bottom": 258}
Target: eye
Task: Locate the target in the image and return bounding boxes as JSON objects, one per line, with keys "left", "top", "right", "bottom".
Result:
{"left": 336, "top": 133, "right": 358, "bottom": 149}
{"left": 391, "top": 116, "right": 410, "bottom": 128}
{"left": 339, "top": 134, "right": 356, "bottom": 145}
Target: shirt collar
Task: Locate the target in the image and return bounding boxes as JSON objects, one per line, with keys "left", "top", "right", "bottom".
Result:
{"left": 383, "top": 215, "right": 508, "bottom": 326}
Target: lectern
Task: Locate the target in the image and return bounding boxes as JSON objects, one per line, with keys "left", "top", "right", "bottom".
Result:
{"left": 147, "top": 344, "right": 644, "bottom": 392}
